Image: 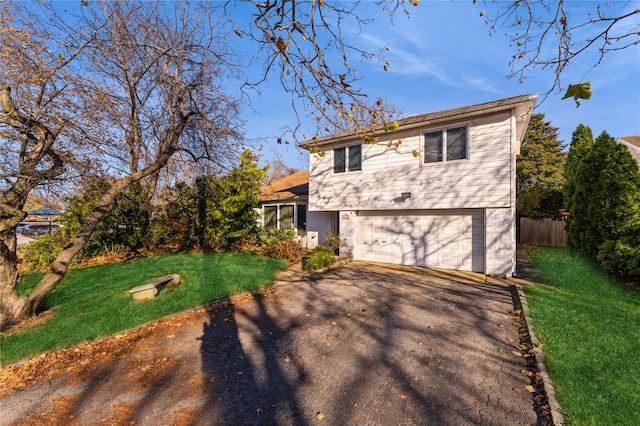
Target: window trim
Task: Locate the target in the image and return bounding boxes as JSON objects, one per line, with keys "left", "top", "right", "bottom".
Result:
{"left": 422, "top": 125, "right": 469, "bottom": 165}
{"left": 333, "top": 144, "right": 362, "bottom": 174}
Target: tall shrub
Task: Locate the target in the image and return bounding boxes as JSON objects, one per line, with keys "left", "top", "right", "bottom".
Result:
{"left": 196, "top": 150, "right": 267, "bottom": 250}
{"left": 563, "top": 125, "right": 595, "bottom": 250}
{"left": 564, "top": 128, "right": 640, "bottom": 279}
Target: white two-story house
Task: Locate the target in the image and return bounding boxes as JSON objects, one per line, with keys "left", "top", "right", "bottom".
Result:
{"left": 299, "top": 94, "right": 537, "bottom": 276}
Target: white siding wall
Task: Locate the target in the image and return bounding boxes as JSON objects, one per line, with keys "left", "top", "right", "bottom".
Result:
{"left": 308, "top": 112, "right": 513, "bottom": 212}
{"left": 306, "top": 211, "right": 336, "bottom": 246}
{"left": 339, "top": 211, "right": 356, "bottom": 258}
{"left": 484, "top": 207, "right": 516, "bottom": 276}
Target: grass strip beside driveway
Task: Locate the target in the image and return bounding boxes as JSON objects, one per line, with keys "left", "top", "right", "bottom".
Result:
{"left": 524, "top": 246, "right": 640, "bottom": 426}
{"left": 1, "top": 252, "right": 285, "bottom": 365}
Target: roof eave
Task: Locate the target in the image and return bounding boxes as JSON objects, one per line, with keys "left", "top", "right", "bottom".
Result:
{"left": 297, "top": 94, "right": 538, "bottom": 150}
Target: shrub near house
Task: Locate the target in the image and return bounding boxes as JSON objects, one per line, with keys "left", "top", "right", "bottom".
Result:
{"left": 303, "top": 246, "right": 336, "bottom": 270}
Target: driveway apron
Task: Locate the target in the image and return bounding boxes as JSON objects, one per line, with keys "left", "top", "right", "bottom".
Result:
{"left": 1, "top": 262, "right": 537, "bottom": 425}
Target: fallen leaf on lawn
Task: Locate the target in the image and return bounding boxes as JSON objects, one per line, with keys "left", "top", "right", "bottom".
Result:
{"left": 428, "top": 325, "right": 435, "bottom": 330}
{"left": 316, "top": 412, "right": 324, "bottom": 420}
{"left": 399, "top": 394, "right": 407, "bottom": 399}
{"left": 284, "top": 356, "right": 291, "bottom": 363}
{"left": 515, "top": 344, "right": 528, "bottom": 351}
{"left": 339, "top": 282, "right": 347, "bottom": 286}
{"left": 514, "top": 388, "right": 522, "bottom": 394}
{"left": 352, "top": 415, "right": 360, "bottom": 421}
{"left": 524, "top": 385, "right": 535, "bottom": 393}
{"left": 330, "top": 321, "right": 337, "bottom": 326}
{"left": 512, "top": 351, "right": 523, "bottom": 357}
{"left": 521, "top": 370, "right": 533, "bottom": 377}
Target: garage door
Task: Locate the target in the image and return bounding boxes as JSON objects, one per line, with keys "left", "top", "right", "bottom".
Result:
{"left": 356, "top": 210, "right": 484, "bottom": 272}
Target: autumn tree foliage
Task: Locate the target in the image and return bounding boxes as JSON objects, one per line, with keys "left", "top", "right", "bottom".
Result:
{"left": 483, "top": 0, "right": 639, "bottom": 102}
{"left": 516, "top": 113, "right": 566, "bottom": 218}
{"left": 0, "top": 1, "right": 414, "bottom": 329}
{"left": 1, "top": 1, "right": 637, "bottom": 328}
{"left": 564, "top": 128, "right": 640, "bottom": 279}
{"left": 0, "top": 1, "right": 243, "bottom": 329}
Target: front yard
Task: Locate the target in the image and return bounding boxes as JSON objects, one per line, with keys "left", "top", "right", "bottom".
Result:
{"left": 1, "top": 252, "right": 285, "bottom": 365}
{"left": 524, "top": 246, "right": 640, "bottom": 425}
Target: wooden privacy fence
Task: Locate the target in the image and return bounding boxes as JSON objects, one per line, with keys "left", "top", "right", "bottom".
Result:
{"left": 519, "top": 217, "right": 568, "bottom": 247}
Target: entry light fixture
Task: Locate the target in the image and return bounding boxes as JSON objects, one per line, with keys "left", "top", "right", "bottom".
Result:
{"left": 401, "top": 192, "right": 411, "bottom": 199}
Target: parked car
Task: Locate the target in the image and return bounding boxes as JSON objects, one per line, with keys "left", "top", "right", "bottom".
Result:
{"left": 20, "top": 224, "right": 60, "bottom": 237}
{"left": 16, "top": 222, "right": 30, "bottom": 232}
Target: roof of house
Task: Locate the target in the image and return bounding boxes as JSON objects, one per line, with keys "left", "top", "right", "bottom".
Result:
{"left": 619, "top": 136, "right": 640, "bottom": 149}
{"left": 28, "top": 208, "right": 63, "bottom": 215}
{"left": 259, "top": 170, "right": 309, "bottom": 202}
{"left": 297, "top": 94, "right": 538, "bottom": 152}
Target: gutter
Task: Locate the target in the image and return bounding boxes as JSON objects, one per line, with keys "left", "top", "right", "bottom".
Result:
{"left": 298, "top": 94, "right": 537, "bottom": 149}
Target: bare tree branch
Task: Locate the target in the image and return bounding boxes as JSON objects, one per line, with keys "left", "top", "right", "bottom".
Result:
{"left": 483, "top": 0, "right": 639, "bottom": 97}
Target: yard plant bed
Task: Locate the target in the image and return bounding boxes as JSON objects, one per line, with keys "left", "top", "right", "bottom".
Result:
{"left": 1, "top": 252, "right": 285, "bottom": 365}
{"left": 523, "top": 246, "right": 640, "bottom": 426}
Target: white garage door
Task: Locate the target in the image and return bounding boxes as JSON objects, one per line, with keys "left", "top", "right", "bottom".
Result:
{"left": 356, "top": 210, "right": 484, "bottom": 272}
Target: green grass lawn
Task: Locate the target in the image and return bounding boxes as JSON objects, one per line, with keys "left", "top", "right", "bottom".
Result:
{"left": 1, "top": 251, "right": 285, "bottom": 365}
{"left": 524, "top": 246, "right": 640, "bottom": 426}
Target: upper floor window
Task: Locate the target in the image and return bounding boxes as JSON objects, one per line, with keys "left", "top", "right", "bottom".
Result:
{"left": 424, "top": 126, "right": 468, "bottom": 163}
{"left": 334, "top": 144, "right": 362, "bottom": 173}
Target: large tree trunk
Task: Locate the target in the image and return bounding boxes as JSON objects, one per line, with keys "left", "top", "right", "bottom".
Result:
{"left": 0, "top": 229, "right": 31, "bottom": 329}
{"left": 0, "top": 147, "right": 178, "bottom": 331}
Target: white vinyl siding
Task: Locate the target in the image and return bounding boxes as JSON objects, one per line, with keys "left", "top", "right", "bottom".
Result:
{"left": 309, "top": 112, "right": 513, "bottom": 212}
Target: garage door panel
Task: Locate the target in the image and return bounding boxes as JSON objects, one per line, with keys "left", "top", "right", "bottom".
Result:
{"left": 357, "top": 210, "right": 484, "bottom": 272}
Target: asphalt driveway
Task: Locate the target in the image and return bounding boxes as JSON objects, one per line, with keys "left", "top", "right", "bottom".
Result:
{"left": 1, "top": 262, "right": 538, "bottom": 425}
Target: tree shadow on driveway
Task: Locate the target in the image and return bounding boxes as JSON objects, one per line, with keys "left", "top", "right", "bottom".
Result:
{"left": 197, "top": 262, "right": 538, "bottom": 425}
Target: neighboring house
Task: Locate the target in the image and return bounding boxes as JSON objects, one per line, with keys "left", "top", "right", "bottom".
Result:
{"left": 617, "top": 136, "right": 640, "bottom": 164}
{"left": 257, "top": 170, "right": 335, "bottom": 249}
{"left": 25, "top": 207, "right": 63, "bottom": 223}
{"left": 299, "top": 94, "right": 537, "bottom": 276}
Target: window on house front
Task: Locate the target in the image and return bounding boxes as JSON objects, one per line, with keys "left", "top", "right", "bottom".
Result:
{"left": 424, "top": 126, "right": 468, "bottom": 163}
{"left": 279, "top": 205, "right": 294, "bottom": 230}
{"left": 334, "top": 144, "right": 362, "bottom": 173}
{"left": 263, "top": 204, "right": 303, "bottom": 231}
{"left": 264, "top": 206, "right": 277, "bottom": 229}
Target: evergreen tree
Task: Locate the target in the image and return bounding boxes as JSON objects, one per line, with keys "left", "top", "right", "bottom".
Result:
{"left": 196, "top": 150, "right": 268, "bottom": 250}
{"left": 516, "top": 113, "right": 566, "bottom": 218}
{"left": 564, "top": 128, "right": 640, "bottom": 279}
{"left": 590, "top": 133, "right": 640, "bottom": 278}
{"left": 563, "top": 124, "right": 595, "bottom": 249}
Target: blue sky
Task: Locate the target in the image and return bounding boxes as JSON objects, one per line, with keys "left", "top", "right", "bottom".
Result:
{"left": 235, "top": 1, "right": 640, "bottom": 170}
